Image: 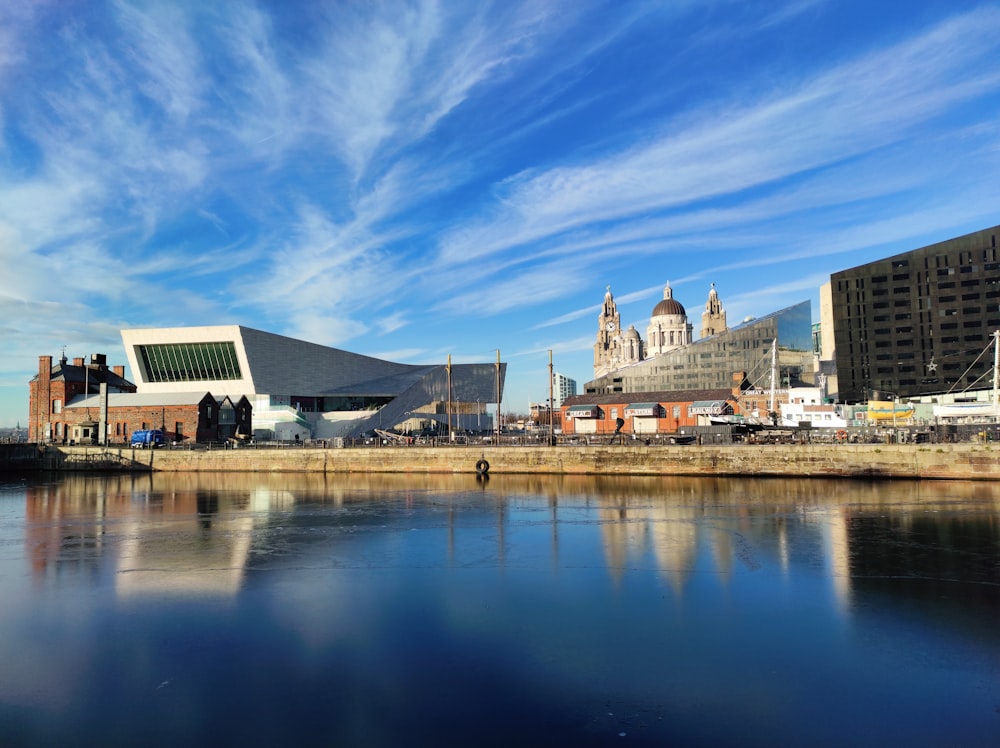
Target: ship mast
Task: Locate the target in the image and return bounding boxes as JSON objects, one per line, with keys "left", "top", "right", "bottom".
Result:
{"left": 768, "top": 338, "right": 778, "bottom": 416}
{"left": 993, "top": 330, "right": 999, "bottom": 411}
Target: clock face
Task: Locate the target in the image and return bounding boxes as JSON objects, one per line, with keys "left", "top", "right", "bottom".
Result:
{"left": 606, "top": 321, "right": 616, "bottom": 331}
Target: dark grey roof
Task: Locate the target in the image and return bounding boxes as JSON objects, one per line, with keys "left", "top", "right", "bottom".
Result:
{"left": 67, "top": 392, "right": 210, "bottom": 408}
{"left": 563, "top": 388, "right": 734, "bottom": 407}
{"left": 239, "top": 326, "right": 426, "bottom": 396}
{"left": 33, "top": 363, "right": 134, "bottom": 390}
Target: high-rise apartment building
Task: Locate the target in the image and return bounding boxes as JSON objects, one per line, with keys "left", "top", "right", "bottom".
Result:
{"left": 830, "top": 225, "right": 1000, "bottom": 402}
{"left": 551, "top": 371, "right": 577, "bottom": 408}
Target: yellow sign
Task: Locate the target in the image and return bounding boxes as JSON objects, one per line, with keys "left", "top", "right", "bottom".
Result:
{"left": 866, "top": 400, "right": 914, "bottom": 421}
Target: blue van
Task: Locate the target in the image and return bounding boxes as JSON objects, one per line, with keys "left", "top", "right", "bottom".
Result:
{"left": 130, "top": 429, "right": 166, "bottom": 448}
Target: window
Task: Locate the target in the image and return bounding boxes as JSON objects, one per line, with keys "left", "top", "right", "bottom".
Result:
{"left": 137, "top": 342, "right": 243, "bottom": 383}
{"left": 52, "top": 399, "right": 62, "bottom": 414}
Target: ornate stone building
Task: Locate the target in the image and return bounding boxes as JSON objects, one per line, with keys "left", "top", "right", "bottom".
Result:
{"left": 646, "top": 283, "right": 693, "bottom": 357}
{"left": 594, "top": 283, "right": 729, "bottom": 378}
{"left": 594, "top": 286, "right": 645, "bottom": 378}
{"left": 701, "top": 283, "right": 727, "bottom": 338}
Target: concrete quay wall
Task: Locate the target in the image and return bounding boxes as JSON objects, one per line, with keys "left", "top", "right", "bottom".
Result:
{"left": 36, "top": 443, "right": 1000, "bottom": 480}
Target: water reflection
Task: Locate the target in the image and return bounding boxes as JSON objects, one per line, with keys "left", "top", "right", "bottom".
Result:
{"left": 18, "top": 473, "right": 1000, "bottom": 613}
{"left": 2, "top": 473, "right": 998, "bottom": 746}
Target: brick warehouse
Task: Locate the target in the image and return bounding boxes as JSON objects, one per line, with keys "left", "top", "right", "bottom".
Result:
{"left": 29, "top": 353, "right": 251, "bottom": 444}
{"left": 560, "top": 387, "right": 739, "bottom": 437}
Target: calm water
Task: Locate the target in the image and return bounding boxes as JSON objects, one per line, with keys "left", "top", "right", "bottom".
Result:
{"left": 0, "top": 472, "right": 998, "bottom": 747}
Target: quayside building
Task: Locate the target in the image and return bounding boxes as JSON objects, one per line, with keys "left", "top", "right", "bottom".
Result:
{"left": 829, "top": 224, "right": 1000, "bottom": 403}
{"left": 120, "top": 325, "right": 505, "bottom": 440}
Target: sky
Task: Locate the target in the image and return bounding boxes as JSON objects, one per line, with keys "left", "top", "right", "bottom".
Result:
{"left": 3, "top": 0, "right": 1000, "bottom": 427}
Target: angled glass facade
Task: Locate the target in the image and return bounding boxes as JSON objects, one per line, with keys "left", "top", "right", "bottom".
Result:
{"left": 585, "top": 301, "right": 813, "bottom": 395}
{"left": 137, "top": 342, "right": 243, "bottom": 383}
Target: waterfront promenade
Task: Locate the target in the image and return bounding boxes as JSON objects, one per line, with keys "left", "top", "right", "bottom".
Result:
{"left": 5, "top": 442, "right": 1000, "bottom": 480}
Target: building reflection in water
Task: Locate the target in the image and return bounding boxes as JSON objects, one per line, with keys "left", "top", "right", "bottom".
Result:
{"left": 22, "top": 472, "right": 1000, "bottom": 614}
{"left": 9, "top": 471, "right": 1000, "bottom": 747}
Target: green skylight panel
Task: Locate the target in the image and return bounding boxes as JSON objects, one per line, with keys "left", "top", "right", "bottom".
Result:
{"left": 138, "top": 342, "right": 242, "bottom": 382}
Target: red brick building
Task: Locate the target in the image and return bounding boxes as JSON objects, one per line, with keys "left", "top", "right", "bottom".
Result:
{"left": 29, "top": 354, "right": 136, "bottom": 443}
{"left": 29, "top": 353, "right": 251, "bottom": 444}
{"left": 65, "top": 392, "right": 252, "bottom": 445}
{"left": 559, "top": 387, "right": 739, "bottom": 437}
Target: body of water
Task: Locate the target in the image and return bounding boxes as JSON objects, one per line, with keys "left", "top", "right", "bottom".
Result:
{"left": 0, "top": 472, "right": 998, "bottom": 746}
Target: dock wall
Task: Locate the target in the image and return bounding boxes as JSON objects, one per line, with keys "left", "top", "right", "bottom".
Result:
{"left": 21, "top": 442, "right": 1000, "bottom": 480}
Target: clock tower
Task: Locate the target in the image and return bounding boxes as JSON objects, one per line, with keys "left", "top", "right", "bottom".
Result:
{"left": 594, "top": 286, "right": 625, "bottom": 378}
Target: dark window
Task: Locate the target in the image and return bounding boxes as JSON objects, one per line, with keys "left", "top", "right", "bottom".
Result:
{"left": 138, "top": 342, "right": 243, "bottom": 383}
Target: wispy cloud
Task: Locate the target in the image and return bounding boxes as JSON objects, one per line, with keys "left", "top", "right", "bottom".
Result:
{"left": 2, "top": 2, "right": 1000, "bottom": 423}
{"left": 436, "top": 6, "right": 1000, "bottom": 268}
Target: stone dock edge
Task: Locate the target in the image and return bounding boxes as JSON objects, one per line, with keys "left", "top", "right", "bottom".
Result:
{"left": 3, "top": 443, "right": 1000, "bottom": 480}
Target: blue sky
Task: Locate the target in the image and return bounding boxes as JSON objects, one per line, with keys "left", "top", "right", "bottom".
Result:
{"left": 3, "top": 0, "right": 1000, "bottom": 427}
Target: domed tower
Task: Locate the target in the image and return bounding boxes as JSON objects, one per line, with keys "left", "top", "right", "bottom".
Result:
{"left": 646, "top": 282, "right": 692, "bottom": 357}
{"left": 700, "top": 283, "right": 727, "bottom": 338}
{"left": 622, "top": 324, "right": 644, "bottom": 364}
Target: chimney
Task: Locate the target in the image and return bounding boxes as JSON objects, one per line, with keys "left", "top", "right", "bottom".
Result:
{"left": 39, "top": 355, "right": 52, "bottom": 379}
{"left": 113, "top": 365, "right": 125, "bottom": 378}
{"left": 73, "top": 357, "right": 84, "bottom": 366}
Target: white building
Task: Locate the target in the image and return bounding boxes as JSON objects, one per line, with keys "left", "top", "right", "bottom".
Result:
{"left": 552, "top": 371, "right": 577, "bottom": 408}
{"left": 120, "top": 325, "right": 504, "bottom": 440}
